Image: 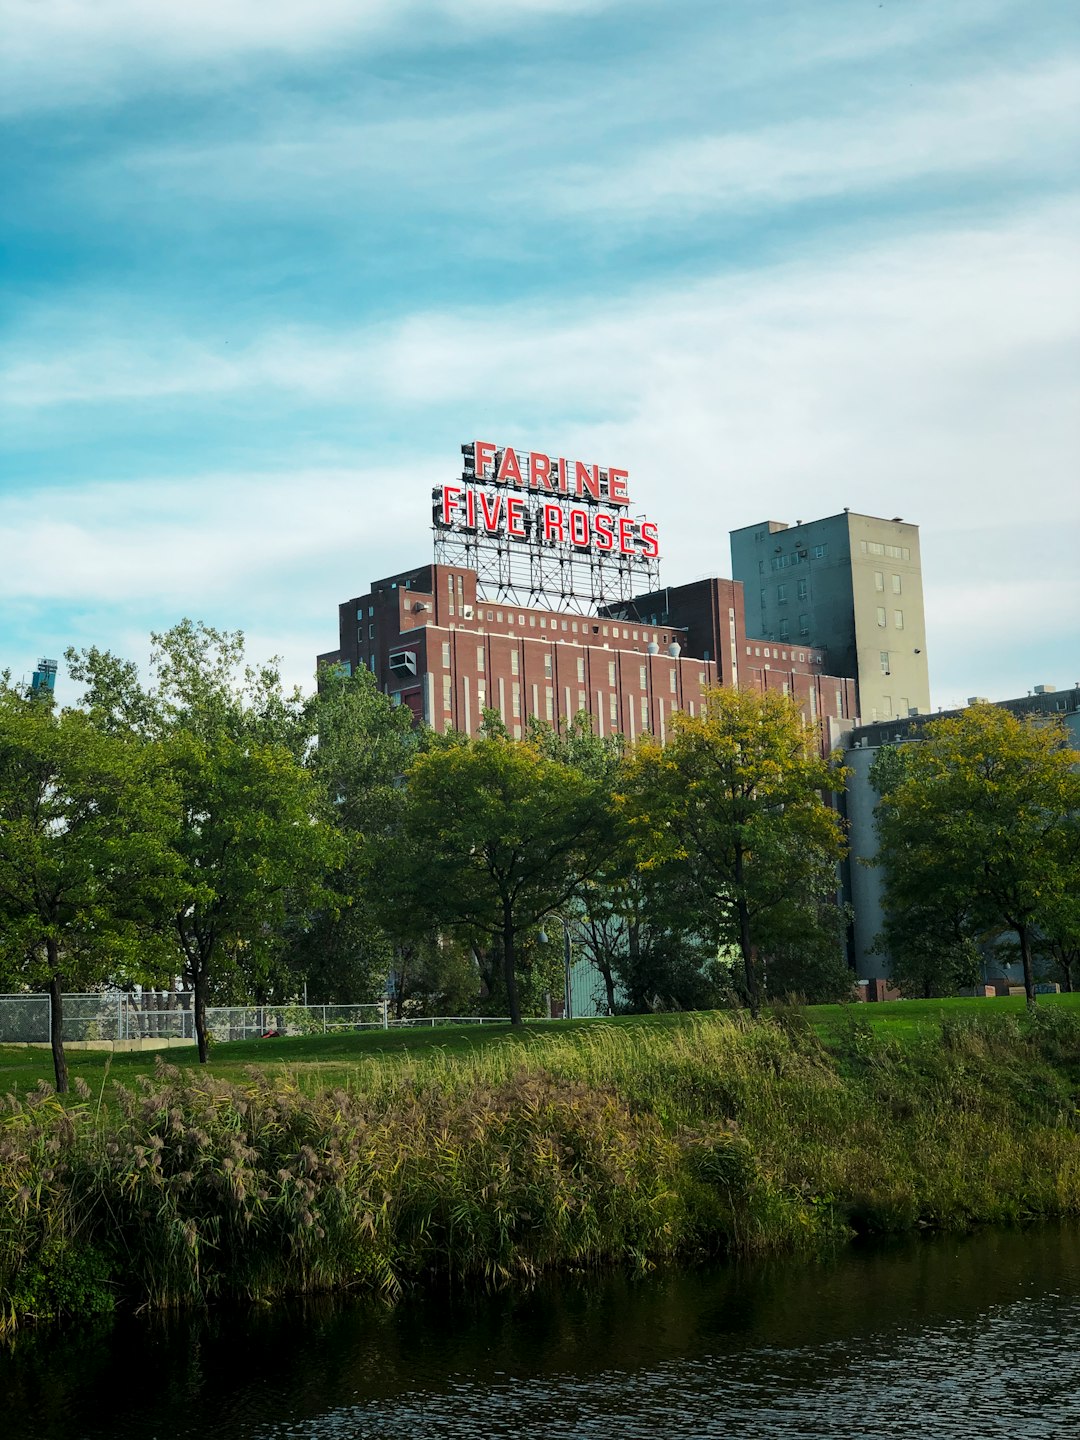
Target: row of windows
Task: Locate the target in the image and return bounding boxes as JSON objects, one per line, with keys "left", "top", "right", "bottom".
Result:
{"left": 876, "top": 608, "right": 905, "bottom": 630}
{"left": 874, "top": 572, "right": 903, "bottom": 594}
{"left": 764, "top": 543, "right": 828, "bottom": 573}
{"left": 446, "top": 679, "right": 676, "bottom": 733}
{"left": 466, "top": 605, "right": 672, "bottom": 648}
{"left": 772, "top": 578, "right": 810, "bottom": 604}
{"left": 443, "top": 643, "right": 684, "bottom": 693}
{"left": 862, "top": 541, "right": 911, "bottom": 561}
{"left": 744, "top": 645, "right": 818, "bottom": 663}
{"left": 777, "top": 617, "right": 810, "bottom": 640}
{"left": 874, "top": 696, "right": 911, "bottom": 719}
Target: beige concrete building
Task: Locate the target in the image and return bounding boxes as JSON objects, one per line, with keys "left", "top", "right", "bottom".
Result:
{"left": 730, "top": 510, "right": 930, "bottom": 723}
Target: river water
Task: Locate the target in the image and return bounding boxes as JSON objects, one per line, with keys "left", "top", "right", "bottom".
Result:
{"left": 3, "top": 1225, "right": 1079, "bottom": 1439}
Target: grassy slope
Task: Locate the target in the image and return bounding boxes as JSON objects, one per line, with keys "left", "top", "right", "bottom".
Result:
{"left": 5, "top": 999, "right": 1080, "bottom": 1325}
{"left": 3, "top": 996, "right": 1080, "bottom": 1092}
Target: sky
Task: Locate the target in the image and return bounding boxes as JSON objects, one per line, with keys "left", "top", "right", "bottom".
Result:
{"left": 2, "top": 0, "right": 1078, "bottom": 712}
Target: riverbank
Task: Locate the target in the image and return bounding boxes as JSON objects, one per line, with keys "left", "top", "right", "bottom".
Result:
{"left": 4, "top": 1006, "right": 1080, "bottom": 1330}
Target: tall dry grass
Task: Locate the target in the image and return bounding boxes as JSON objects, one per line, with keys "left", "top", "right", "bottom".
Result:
{"left": 4, "top": 1009, "right": 1080, "bottom": 1329}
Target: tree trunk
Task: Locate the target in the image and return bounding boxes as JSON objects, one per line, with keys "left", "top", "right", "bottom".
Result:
{"left": 733, "top": 847, "right": 760, "bottom": 1017}
{"left": 47, "top": 963, "right": 69, "bottom": 1095}
{"left": 736, "top": 908, "right": 759, "bottom": 1017}
{"left": 1018, "top": 924, "right": 1037, "bottom": 1010}
{"left": 502, "top": 907, "right": 522, "bottom": 1026}
{"left": 194, "top": 965, "right": 210, "bottom": 1063}
{"left": 601, "top": 962, "right": 616, "bottom": 1016}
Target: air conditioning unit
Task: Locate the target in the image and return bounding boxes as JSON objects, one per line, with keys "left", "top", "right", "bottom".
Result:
{"left": 388, "top": 650, "right": 417, "bottom": 678}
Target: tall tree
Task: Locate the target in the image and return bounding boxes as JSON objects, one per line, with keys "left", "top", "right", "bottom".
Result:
{"left": 871, "top": 705, "right": 1080, "bottom": 1008}
{"left": 382, "top": 731, "right": 611, "bottom": 1025}
{"left": 67, "top": 623, "right": 339, "bottom": 1061}
{"left": 618, "top": 688, "right": 848, "bottom": 1015}
{"left": 0, "top": 684, "right": 176, "bottom": 1091}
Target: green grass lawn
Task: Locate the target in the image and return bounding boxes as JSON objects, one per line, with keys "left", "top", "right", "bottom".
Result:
{"left": 3, "top": 994, "right": 1079, "bottom": 1094}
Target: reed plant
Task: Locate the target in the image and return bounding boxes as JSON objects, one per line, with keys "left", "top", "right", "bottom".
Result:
{"left": 3, "top": 1009, "right": 1080, "bottom": 1330}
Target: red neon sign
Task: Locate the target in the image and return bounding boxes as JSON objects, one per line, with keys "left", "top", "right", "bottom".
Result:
{"left": 436, "top": 441, "right": 661, "bottom": 562}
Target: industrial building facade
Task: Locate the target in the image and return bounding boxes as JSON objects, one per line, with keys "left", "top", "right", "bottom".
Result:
{"left": 730, "top": 510, "right": 931, "bottom": 724}
{"left": 319, "top": 560, "right": 858, "bottom": 748}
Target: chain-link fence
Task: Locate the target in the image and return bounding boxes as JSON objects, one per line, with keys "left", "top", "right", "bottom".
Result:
{"left": 0, "top": 994, "right": 511, "bottom": 1045}
{"left": 0, "top": 994, "right": 51, "bottom": 1044}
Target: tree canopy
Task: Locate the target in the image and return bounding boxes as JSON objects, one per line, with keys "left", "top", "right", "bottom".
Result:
{"left": 618, "top": 688, "right": 848, "bottom": 1013}
{"left": 871, "top": 703, "right": 1080, "bottom": 1007}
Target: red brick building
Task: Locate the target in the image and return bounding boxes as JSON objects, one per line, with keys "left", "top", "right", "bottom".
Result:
{"left": 319, "top": 561, "right": 857, "bottom": 748}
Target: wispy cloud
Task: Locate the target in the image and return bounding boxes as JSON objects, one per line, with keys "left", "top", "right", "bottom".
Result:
{"left": 0, "top": 0, "right": 615, "bottom": 114}
{"left": 547, "top": 57, "right": 1080, "bottom": 224}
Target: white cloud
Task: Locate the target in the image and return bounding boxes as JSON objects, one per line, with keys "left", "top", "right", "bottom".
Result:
{"left": 546, "top": 57, "right": 1080, "bottom": 224}
{"left": 0, "top": 0, "right": 614, "bottom": 114}
{"left": 3, "top": 198, "right": 1078, "bottom": 703}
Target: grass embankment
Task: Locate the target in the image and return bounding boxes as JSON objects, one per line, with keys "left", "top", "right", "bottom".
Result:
{"left": 4, "top": 1001, "right": 1080, "bottom": 1331}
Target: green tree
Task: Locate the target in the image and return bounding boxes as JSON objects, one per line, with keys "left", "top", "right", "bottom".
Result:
{"left": 384, "top": 731, "right": 611, "bottom": 1025}
{"left": 871, "top": 704, "right": 1080, "bottom": 1008}
{"left": 68, "top": 623, "right": 340, "bottom": 1062}
{"left": 0, "top": 685, "right": 176, "bottom": 1091}
{"left": 618, "top": 688, "right": 848, "bottom": 1015}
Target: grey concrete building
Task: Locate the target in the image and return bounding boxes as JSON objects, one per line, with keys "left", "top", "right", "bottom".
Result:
{"left": 730, "top": 510, "right": 930, "bottom": 724}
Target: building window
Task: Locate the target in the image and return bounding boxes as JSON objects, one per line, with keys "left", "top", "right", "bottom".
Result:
{"left": 797, "top": 578, "right": 808, "bottom": 600}
{"left": 640, "top": 696, "right": 648, "bottom": 727}
{"left": 442, "top": 642, "right": 450, "bottom": 668}
{"left": 758, "top": 559, "right": 764, "bottom": 574}
{"left": 609, "top": 693, "right": 617, "bottom": 724}
{"left": 530, "top": 615, "right": 536, "bottom": 627}
{"left": 892, "top": 574, "right": 902, "bottom": 595}
{"left": 669, "top": 670, "right": 677, "bottom": 694}
{"left": 874, "top": 571, "right": 884, "bottom": 592}
{"left": 545, "top": 688, "right": 554, "bottom": 721}
{"left": 880, "top": 650, "right": 891, "bottom": 675}
{"left": 763, "top": 647, "right": 770, "bottom": 658}
{"left": 510, "top": 650, "right": 519, "bottom": 676}
{"left": 442, "top": 676, "right": 452, "bottom": 711}
{"left": 876, "top": 607, "right": 887, "bottom": 628}
{"left": 572, "top": 621, "right": 578, "bottom": 634}
{"left": 894, "top": 610, "right": 904, "bottom": 630}
{"left": 779, "top": 618, "right": 790, "bottom": 640}
{"left": 608, "top": 660, "right": 616, "bottom": 686}
{"left": 477, "top": 681, "right": 486, "bottom": 708}
{"left": 448, "top": 576, "right": 455, "bottom": 616}
{"left": 882, "top": 695, "right": 893, "bottom": 716}
{"left": 486, "top": 610, "right": 493, "bottom": 621}
{"left": 577, "top": 690, "right": 586, "bottom": 713}
{"left": 835, "top": 689, "right": 842, "bottom": 716}
{"left": 639, "top": 664, "right": 647, "bottom": 688}
{"left": 562, "top": 621, "right": 569, "bottom": 632}
{"left": 577, "top": 658, "right": 585, "bottom": 683}
{"left": 512, "top": 683, "right": 521, "bottom": 719}
{"left": 544, "top": 654, "right": 552, "bottom": 679}
{"left": 369, "top": 624, "right": 375, "bottom": 639}
{"left": 814, "top": 543, "right": 828, "bottom": 558}
{"left": 799, "top": 615, "right": 809, "bottom": 636}
{"left": 477, "top": 646, "right": 485, "bottom": 672}
{"left": 632, "top": 630, "right": 639, "bottom": 641}
{"left": 612, "top": 627, "right": 620, "bottom": 638}
{"left": 777, "top": 584, "right": 787, "bottom": 603}
{"left": 899, "top": 696, "right": 909, "bottom": 716}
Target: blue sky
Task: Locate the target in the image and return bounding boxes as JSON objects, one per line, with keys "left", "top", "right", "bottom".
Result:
{"left": 2, "top": 0, "right": 1078, "bottom": 711}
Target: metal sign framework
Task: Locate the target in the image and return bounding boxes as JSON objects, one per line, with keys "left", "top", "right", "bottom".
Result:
{"left": 432, "top": 451, "right": 661, "bottom": 614}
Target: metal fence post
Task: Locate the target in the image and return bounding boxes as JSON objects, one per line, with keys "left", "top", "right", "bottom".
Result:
{"left": 382, "top": 999, "right": 388, "bottom": 1030}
